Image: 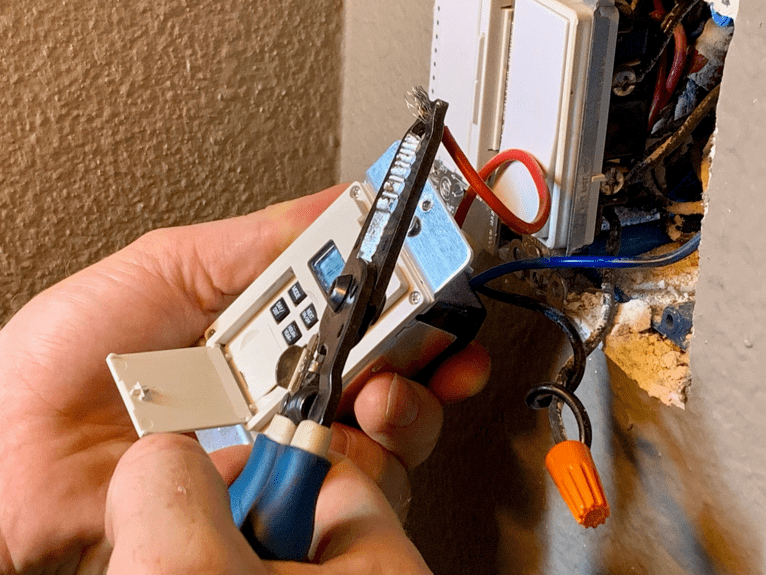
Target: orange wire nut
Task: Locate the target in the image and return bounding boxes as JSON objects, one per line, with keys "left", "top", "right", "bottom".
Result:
{"left": 545, "top": 440, "right": 610, "bottom": 528}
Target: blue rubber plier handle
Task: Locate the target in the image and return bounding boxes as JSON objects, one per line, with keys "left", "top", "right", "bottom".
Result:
{"left": 229, "top": 432, "right": 331, "bottom": 560}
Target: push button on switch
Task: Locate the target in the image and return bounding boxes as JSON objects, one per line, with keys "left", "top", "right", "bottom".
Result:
{"left": 270, "top": 298, "right": 289, "bottom": 324}
{"left": 282, "top": 321, "right": 302, "bottom": 345}
{"left": 288, "top": 282, "right": 306, "bottom": 305}
{"left": 300, "top": 304, "right": 318, "bottom": 329}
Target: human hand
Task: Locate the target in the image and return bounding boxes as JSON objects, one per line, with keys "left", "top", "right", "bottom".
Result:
{"left": 106, "top": 433, "right": 433, "bottom": 574}
{"left": 0, "top": 185, "right": 490, "bottom": 574}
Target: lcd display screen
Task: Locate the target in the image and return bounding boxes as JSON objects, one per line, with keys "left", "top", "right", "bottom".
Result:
{"left": 309, "top": 241, "right": 345, "bottom": 295}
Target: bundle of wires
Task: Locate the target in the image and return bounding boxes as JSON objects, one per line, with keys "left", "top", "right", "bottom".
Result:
{"left": 440, "top": 128, "right": 701, "bottom": 445}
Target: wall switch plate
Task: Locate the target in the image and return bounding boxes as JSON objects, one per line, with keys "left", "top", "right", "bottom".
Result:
{"left": 430, "top": 0, "right": 619, "bottom": 254}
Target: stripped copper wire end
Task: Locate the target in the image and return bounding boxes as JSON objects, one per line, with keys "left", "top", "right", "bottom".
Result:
{"left": 405, "top": 86, "right": 433, "bottom": 123}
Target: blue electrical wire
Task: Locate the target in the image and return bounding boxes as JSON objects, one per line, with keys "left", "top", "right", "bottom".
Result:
{"left": 469, "top": 233, "right": 700, "bottom": 288}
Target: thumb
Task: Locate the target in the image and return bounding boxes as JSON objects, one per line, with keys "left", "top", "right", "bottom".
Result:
{"left": 105, "top": 434, "right": 265, "bottom": 575}
{"left": 266, "top": 458, "right": 432, "bottom": 575}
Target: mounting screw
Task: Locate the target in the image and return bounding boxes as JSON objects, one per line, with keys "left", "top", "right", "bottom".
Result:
{"left": 420, "top": 198, "right": 433, "bottom": 212}
{"left": 612, "top": 67, "right": 637, "bottom": 97}
{"left": 600, "top": 167, "right": 625, "bottom": 196}
{"left": 409, "top": 291, "right": 422, "bottom": 305}
{"left": 350, "top": 185, "right": 361, "bottom": 200}
{"left": 546, "top": 275, "right": 568, "bottom": 308}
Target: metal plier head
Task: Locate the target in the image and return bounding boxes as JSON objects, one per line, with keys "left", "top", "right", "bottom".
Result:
{"left": 282, "top": 88, "right": 448, "bottom": 427}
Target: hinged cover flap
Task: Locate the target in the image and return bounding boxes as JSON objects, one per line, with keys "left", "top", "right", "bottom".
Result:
{"left": 107, "top": 346, "right": 251, "bottom": 437}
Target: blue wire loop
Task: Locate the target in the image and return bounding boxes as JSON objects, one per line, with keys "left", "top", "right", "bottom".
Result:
{"left": 469, "top": 233, "right": 700, "bottom": 288}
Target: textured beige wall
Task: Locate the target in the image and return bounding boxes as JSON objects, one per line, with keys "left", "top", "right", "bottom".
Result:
{"left": 0, "top": 0, "right": 342, "bottom": 326}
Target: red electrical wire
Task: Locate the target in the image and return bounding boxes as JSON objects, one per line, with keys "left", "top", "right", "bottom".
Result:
{"left": 666, "top": 24, "right": 688, "bottom": 95}
{"left": 649, "top": 45, "right": 669, "bottom": 129}
{"left": 441, "top": 126, "right": 551, "bottom": 235}
{"left": 648, "top": 0, "right": 688, "bottom": 129}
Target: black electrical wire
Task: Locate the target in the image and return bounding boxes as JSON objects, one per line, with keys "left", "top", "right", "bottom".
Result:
{"left": 474, "top": 213, "right": 701, "bottom": 446}
{"left": 526, "top": 383, "right": 593, "bottom": 448}
{"left": 582, "top": 208, "right": 621, "bottom": 358}
{"left": 475, "top": 286, "right": 591, "bottom": 446}
{"left": 624, "top": 84, "right": 721, "bottom": 186}
{"left": 476, "top": 287, "right": 590, "bottom": 443}
{"left": 575, "top": 208, "right": 621, "bottom": 362}
{"left": 661, "top": 0, "right": 701, "bottom": 35}
{"left": 473, "top": 212, "right": 628, "bottom": 447}
{"left": 544, "top": 209, "right": 621, "bottom": 448}
{"left": 473, "top": 286, "right": 587, "bottom": 396}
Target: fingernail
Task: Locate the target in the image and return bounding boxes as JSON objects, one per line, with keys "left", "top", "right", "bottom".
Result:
{"left": 386, "top": 375, "right": 419, "bottom": 428}
{"left": 329, "top": 425, "right": 349, "bottom": 458}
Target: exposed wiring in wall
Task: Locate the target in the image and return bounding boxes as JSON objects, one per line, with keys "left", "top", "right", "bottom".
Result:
{"left": 545, "top": 209, "right": 621, "bottom": 446}
{"left": 648, "top": 0, "right": 690, "bottom": 129}
{"left": 662, "top": 0, "right": 702, "bottom": 35}
{"left": 584, "top": 208, "right": 622, "bottom": 355}
{"left": 553, "top": 209, "right": 622, "bottom": 375}
{"left": 635, "top": 0, "right": 702, "bottom": 84}
{"left": 441, "top": 126, "right": 551, "bottom": 234}
{"left": 469, "top": 232, "right": 700, "bottom": 287}
{"left": 649, "top": 42, "right": 671, "bottom": 130}
{"left": 626, "top": 84, "right": 721, "bottom": 186}
{"left": 470, "top": 214, "right": 698, "bottom": 442}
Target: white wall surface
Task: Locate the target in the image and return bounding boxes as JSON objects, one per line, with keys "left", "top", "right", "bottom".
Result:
{"left": 338, "top": 0, "right": 434, "bottom": 181}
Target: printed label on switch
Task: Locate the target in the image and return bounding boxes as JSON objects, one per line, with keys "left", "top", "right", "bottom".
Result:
{"left": 270, "top": 298, "right": 289, "bottom": 323}
{"left": 288, "top": 282, "right": 306, "bottom": 305}
{"left": 282, "top": 321, "right": 302, "bottom": 345}
{"left": 300, "top": 304, "right": 318, "bottom": 328}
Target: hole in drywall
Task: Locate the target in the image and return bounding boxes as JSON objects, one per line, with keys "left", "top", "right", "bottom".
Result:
{"left": 587, "top": 0, "right": 736, "bottom": 407}
{"left": 492, "top": 0, "right": 735, "bottom": 408}
{"left": 429, "top": 1, "right": 737, "bottom": 407}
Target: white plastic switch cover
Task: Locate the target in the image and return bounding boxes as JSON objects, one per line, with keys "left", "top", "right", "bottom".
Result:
{"left": 430, "top": 0, "right": 484, "bottom": 169}
{"left": 107, "top": 347, "right": 251, "bottom": 437}
{"left": 497, "top": 0, "right": 618, "bottom": 253}
{"left": 430, "top": 0, "right": 512, "bottom": 169}
{"left": 429, "top": 0, "right": 512, "bottom": 254}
